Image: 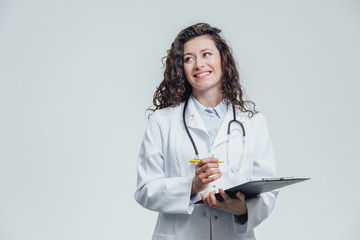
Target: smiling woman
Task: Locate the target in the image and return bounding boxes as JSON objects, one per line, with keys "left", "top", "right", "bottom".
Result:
{"left": 135, "top": 23, "right": 277, "bottom": 240}
{"left": 149, "top": 23, "right": 257, "bottom": 116}
{"left": 183, "top": 35, "right": 223, "bottom": 106}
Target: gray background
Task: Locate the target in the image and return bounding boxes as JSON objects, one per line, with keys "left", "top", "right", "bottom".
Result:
{"left": 1, "top": 0, "right": 359, "bottom": 239}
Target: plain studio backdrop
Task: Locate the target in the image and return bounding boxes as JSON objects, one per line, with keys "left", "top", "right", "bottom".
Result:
{"left": 0, "top": 0, "right": 359, "bottom": 239}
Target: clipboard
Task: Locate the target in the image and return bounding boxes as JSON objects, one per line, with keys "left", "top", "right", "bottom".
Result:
{"left": 195, "top": 177, "right": 310, "bottom": 204}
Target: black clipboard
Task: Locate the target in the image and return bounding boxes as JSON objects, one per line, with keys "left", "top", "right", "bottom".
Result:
{"left": 195, "top": 177, "right": 310, "bottom": 204}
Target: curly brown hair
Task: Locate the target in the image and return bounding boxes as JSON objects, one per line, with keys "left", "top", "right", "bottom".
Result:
{"left": 150, "top": 23, "right": 257, "bottom": 116}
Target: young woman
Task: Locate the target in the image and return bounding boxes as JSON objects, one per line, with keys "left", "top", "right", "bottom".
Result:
{"left": 135, "top": 23, "right": 277, "bottom": 240}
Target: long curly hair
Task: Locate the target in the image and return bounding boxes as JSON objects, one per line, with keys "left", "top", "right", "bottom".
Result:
{"left": 149, "top": 23, "right": 257, "bottom": 116}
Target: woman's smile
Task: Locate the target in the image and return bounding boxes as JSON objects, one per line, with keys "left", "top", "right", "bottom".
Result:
{"left": 194, "top": 71, "right": 212, "bottom": 78}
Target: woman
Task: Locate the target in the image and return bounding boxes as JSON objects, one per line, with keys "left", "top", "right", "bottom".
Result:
{"left": 134, "top": 23, "right": 277, "bottom": 240}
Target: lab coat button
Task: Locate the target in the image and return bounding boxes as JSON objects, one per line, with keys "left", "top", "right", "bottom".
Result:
{"left": 214, "top": 216, "right": 218, "bottom": 220}
{"left": 202, "top": 212, "right": 206, "bottom": 216}
{"left": 213, "top": 185, "right": 216, "bottom": 188}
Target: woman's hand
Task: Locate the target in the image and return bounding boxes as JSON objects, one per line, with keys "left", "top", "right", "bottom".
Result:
{"left": 191, "top": 157, "right": 222, "bottom": 195}
{"left": 201, "top": 189, "right": 247, "bottom": 216}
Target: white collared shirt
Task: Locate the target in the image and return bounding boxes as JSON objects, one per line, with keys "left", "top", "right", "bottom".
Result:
{"left": 191, "top": 95, "right": 227, "bottom": 144}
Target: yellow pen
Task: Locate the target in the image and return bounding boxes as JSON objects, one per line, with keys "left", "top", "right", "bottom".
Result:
{"left": 189, "top": 159, "right": 224, "bottom": 163}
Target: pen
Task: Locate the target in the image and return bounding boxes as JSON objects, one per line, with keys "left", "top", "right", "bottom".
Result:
{"left": 189, "top": 159, "right": 224, "bottom": 163}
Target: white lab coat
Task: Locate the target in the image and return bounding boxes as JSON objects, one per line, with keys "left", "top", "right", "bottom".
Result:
{"left": 135, "top": 97, "right": 277, "bottom": 240}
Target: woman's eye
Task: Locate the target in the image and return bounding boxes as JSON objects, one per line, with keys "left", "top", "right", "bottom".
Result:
{"left": 204, "top": 52, "right": 211, "bottom": 57}
{"left": 184, "top": 57, "right": 194, "bottom": 63}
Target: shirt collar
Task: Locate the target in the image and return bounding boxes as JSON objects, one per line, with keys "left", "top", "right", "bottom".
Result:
{"left": 191, "top": 94, "right": 227, "bottom": 119}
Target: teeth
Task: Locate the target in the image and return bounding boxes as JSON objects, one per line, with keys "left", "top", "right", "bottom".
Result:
{"left": 196, "top": 72, "right": 210, "bottom": 77}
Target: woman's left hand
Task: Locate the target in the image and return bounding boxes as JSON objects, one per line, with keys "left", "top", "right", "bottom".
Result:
{"left": 201, "top": 189, "right": 247, "bottom": 216}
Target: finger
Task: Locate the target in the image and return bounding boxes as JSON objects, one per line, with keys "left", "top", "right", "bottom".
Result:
{"left": 198, "top": 168, "right": 221, "bottom": 179}
{"left": 235, "top": 191, "right": 245, "bottom": 202}
{"left": 208, "top": 171, "right": 222, "bottom": 182}
{"left": 207, "top": 190, "right": 218, "bottom": 207}
{"left": 196, "top": 161, "right": 220, "bottom": 174}
{"left": 203, "top": 162, "right": 220, "bottom": 169}
{"left": 196, "top": 165, "right": 219, "bottom": 176}
{"left": 199, "top": 172, "right": 222, "bottom": 185}
{"left": 201, "top": 193, "right": 209, "bottom": 206}
{"left": 198, "top": 171, "right": 222, "bottom": 185}
{"left": 201, "top": 193, "right": 206, "bottom": 202}
{"left": 197, "top": 163, "right": 219, "bottom": 173}
{"left": 203, "top": 157, "right": 220, "bottom": 162}
{"left": 198, "top": 157, "right": 220, "bottom": 166}
{"left": 219, "top": 188, "right": 231, "bottom": 201}
{"left": 204, "top": 168, "right": 221, "bottom": 178}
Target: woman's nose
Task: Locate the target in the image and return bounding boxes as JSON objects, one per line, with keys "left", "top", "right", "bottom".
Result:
{"left": 195, "top": 58, "right": 205, "bottom": 69}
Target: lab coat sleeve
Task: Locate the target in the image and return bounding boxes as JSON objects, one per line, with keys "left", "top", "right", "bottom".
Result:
{"left": 233, "top": 113, "right": 278, "bottom": 234}
{"left": 134, "top": 112, "right": 195, "bottom": 214}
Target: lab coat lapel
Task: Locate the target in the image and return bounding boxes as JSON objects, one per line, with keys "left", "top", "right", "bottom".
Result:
{"left": 212, "top": 106, "right": 245, "bottom": 148}
{"left": 212, "top": 106, "right": 233, "bottom": 148}
{"left": 181, "top": 97, "right": 208, "bottom": 134}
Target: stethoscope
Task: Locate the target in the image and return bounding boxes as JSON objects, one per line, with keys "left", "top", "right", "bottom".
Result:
{"left": 183, "top": 97, "right": 246, "bottom": 173}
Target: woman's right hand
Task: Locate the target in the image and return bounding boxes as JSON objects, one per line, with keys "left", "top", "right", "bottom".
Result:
{"left": 191, "top": 157, "right": 222, "bottom": 195}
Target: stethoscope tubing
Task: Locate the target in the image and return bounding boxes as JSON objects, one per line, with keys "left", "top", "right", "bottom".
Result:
{"left": 183, "top": 98, "right": 200, "bottom": 159}
{"left": 183, "top": 97, "right": 246, "bottom": 162}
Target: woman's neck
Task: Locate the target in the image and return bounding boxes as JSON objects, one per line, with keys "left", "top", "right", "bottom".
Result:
{"left": 192, "top": 90, "right": 223, "bottom": 108}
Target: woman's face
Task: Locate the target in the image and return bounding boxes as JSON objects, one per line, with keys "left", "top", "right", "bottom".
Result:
{"left": 183, "top": 35, "right": 222, "bottom": 97}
